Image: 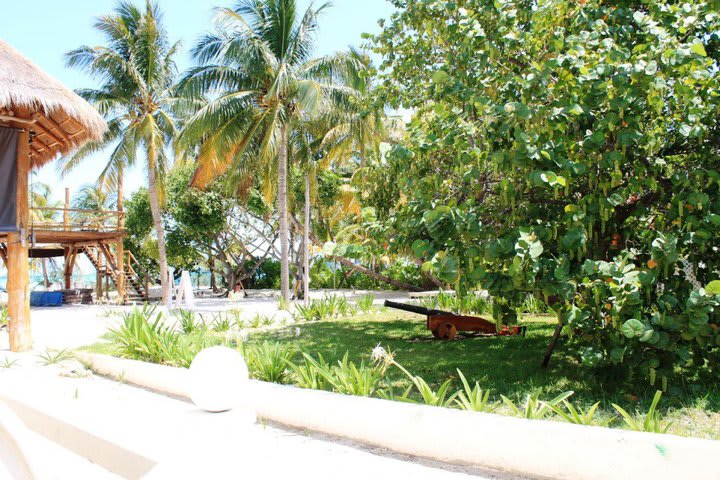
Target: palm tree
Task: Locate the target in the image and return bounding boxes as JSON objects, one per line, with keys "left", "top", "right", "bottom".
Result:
{"left": 29, "top": 182, "right": 60, "bottom": 288}
{"left": 63, "top": 1, "right": 181, "bottom": 304}
{"left": 319, "top": 48, "right": 391, "bottom": 168}
{"left": 178, "top": 0, "right": 360, "bottom": 302}
{"left": 72, "top": 184, "right": 117, "bottom": 211}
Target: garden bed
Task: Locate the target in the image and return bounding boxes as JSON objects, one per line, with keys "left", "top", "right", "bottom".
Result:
{"left": 80, "top": 303, "right": 720, "bottom": 440}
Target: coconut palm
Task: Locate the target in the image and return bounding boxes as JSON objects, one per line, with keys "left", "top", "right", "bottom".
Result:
{"left": 72, "top": 184, "right": 117, "bottom": 212}
{"left": 63, "top": 0, "right": 181, "bottom": 304}
{"left": 319, "top": 48, "right": 392, "bottom": 168}
{"left": 178, "top": 0, "right": 361, "bottom": 302}
{"left": 29, "top": 182, "right": 60, "bottom": 288}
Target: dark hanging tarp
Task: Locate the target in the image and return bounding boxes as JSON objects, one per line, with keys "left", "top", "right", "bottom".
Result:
{"left": 0, "top": 127, "right": 18, "bottom": 232}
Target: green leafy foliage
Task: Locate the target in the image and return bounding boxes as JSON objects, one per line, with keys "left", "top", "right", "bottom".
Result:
{"left": 501, "top": 391, "right": 575, "bottom": 420}
{"left": 293, "top": 295, "right": 355, "bottom": 322}
{"left": 366, "top": 0, "right": 720, "bottom": 381}
{"left": 108, "top": 306, "right": 219, "bottom": 368}
{"left": 454, "top": 369, "right": 499, "bottom": 413}
{"left": 547, "top": 400, "right": 610, "bottom": 427}
{"left": 241, "top": 341, "right": 295, "bottom": 384}
{"left": 286, "top": 353, "right": 332, "bottom": 391}
{"left": 356, "top": 294, "right": 376, "bottom": 314}
{"left": 36, "top": 349, "right": 74, "bottom": 366}
{"left": 612, "top": 390, "right": 672, "bottom": 434}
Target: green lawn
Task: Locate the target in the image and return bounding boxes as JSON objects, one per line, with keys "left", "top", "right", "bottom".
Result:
{"left": 245, "top": 309, "right": 720, "bottom": 440}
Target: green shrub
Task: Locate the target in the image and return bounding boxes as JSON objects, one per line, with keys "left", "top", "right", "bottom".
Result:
{"left": 176, "top": 309, "right": 200, "bottom": 334}
{"left": 454, "top": 370, "right": 499, "bottom": 413}
{"left": 209, "top": 312, "right": 232, "bottom": 332}
{"left": 109, "top": 305, "right": 219, "bottom": 367}
{"left": 356, "top": 294, "right": 376, "bottom": 313}
{"left": 286, "top": 353, "right": 332, "bottom": 391}
{"left": 292, "top": 295, "right": 355, "bottom": 322}
{"left": 0, "top": 307, "right": 8, "bottom": 327}
{"left": 547, "top": 399, "right": 610, "bottom": 426}
{"left": 241, "top": 341, "right": 294, "bottom": 383}
{"left": 612, "top": 390, "right": 671, "bottom": 433}
{"left": 310, "top": 352, "right": 384, "bottom": 397}
{"left": 500, "top": 391, "right": 575, "bottom": 420}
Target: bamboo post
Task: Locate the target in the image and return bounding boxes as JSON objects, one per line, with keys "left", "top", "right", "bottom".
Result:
{"left": 63, "top": 188, "right": 70, "bottom": 231}
{"left": 7, "top": 127, "right": 32, "bottom": 352}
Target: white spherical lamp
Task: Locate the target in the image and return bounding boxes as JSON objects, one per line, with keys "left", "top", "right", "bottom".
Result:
{"left": 189, "top": 346, "right": 249, "bottom": 412}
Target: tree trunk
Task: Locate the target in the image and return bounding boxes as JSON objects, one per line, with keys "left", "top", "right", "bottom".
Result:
{"left": 332, "top": 256, "right": 422, "bottom": 292}
{"left": 146, "top": 146, "right": 169, "bottom": 305}
{"left": 209, "top": 253, "right": 217, "bottom": 292}
{"left": 41, "top": 259, "right": 50, "bottom": 288}
{"left": 278, "top": 124, "right": 290, "bottom": 302}
{"left": 303, "top": 172, "right": 311, "bottom": 305}
{"left": 289, "top": 214, "right": 424, "bottom": 292}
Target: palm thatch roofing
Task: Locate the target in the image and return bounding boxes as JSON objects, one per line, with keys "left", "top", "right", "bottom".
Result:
{"left": 0, "top": 39, "right": 106, "bottom": 168}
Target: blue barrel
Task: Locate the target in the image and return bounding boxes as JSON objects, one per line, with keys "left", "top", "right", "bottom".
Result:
{"left": 30, "top": 291, "right": 64, "bottom": 307}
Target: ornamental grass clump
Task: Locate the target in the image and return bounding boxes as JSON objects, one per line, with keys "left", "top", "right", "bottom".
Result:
{"left": 241, "top": 341, "right": 294, "bottom": 384}
{"left": 286, "top": 353, "right": 332, "bottom": 391}
{"left": 109, "top": 306, "right": 220, "bottom": 367}
{"left": 356, "top": 294, "right": 376, "bottom": 314}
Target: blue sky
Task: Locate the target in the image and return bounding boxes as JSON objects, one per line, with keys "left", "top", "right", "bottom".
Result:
{"left": 2, "top": 0, "right": 394, "bottom": 203}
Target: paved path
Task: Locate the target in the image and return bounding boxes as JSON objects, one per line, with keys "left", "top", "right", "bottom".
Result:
{"left": 0, "top": 361, "right": 520, "bottom": 479}
{"left": 0, "top": 292, "right": 527, "bottom": 479}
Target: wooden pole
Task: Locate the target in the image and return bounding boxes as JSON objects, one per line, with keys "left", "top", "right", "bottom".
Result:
{"left": 63, "top": 188, "right": 70, "bottom": 231}
{"left": 7, "top": 127, "right": 32, "bottom": 352}
{"left": 116, "top": 173, "right": 125, "bottom": 303}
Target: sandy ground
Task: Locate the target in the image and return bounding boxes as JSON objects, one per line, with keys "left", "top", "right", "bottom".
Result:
{"left": 1, "top": 289, "right": 412, "bottom": 351}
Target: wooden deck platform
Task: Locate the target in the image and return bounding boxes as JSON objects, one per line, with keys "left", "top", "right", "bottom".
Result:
{"left": 0, "top": 205, "right": 147, "bottom": 302}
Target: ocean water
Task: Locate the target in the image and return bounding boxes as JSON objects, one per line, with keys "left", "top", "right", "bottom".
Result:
{"left": 0, "top": 272, "right": 97, "bottom": 291}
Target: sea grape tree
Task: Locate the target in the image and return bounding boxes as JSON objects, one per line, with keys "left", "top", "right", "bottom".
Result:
{"left": 368, "top": 0, "right": 720, "bottom": 381}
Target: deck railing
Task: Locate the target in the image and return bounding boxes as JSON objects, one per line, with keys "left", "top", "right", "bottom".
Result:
{"left": 30, "top": 207, "right": 124, "bottom": 233}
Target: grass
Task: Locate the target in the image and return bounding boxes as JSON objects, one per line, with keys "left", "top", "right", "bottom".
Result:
{"left": 242, "top": 309, "right": 720, "bottom": 440}
{"left": 79, "top": 305, "right": 720, "bottom": 439}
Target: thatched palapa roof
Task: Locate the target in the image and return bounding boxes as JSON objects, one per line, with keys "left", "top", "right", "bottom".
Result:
{"left": 0, "top": 39, "right": 106, "bottom": 168}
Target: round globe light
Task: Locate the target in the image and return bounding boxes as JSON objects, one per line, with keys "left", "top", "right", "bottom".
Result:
{"left": 189, "top": 346, "right": 249, "bottom": 412}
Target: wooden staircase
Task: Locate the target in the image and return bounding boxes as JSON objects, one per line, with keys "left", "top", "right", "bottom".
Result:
{"left": 82, "top": 243, "right": 148, "bottom": 302}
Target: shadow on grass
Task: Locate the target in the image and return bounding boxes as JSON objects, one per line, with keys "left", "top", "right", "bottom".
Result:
{"left": 250, "top": 314, "right": 720, "bottom": 414}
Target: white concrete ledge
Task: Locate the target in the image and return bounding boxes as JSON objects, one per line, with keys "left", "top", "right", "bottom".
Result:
{"left": 76, "top": 352, "right": 720, "bottom": 480}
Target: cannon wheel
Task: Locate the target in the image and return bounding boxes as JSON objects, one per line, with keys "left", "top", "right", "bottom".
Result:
{"left": 437, "top": 322, "right": 457, "bottom": 340}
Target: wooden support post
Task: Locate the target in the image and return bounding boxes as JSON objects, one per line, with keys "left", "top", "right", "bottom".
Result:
{"left": 64, "top": 246, "right": 76, "bottom": 289}
{"left": 116, "top": 175, "right": 125, "bottom": 303}
{"left": 96, "top": 258, "right": 104, "bottom": 300}
{"left": 64, "top": 188, "right": 70, "bottom": 231}
{"left": 116, "top": 239, "right": 125, "bottom": 303}
{"left": 0, "top": 243, "right": 7, "bottom": 267}
{"left": 7, "top": 128, "right": 32, "bottom": 352}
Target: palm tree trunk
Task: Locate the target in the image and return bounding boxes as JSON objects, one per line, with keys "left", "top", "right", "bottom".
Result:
{"left": 278, "top": 124, "right": 290, "bottom": 302}
{"left": 303, "top": 172, "right": 311, "bottom": 306}
{"left": 41, "top": 259, "right": 50, "bottom": 288}
{"left": 146, "top": 148, "right": 170, "bottom": 305}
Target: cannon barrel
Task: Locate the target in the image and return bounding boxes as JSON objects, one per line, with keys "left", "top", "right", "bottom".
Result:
{"left": 383, "top": 300, "right": 447, "bottom": 316}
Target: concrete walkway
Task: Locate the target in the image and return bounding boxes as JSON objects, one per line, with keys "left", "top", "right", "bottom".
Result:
{"left": 0, "top": 292, "right": 523, "bottom": 479}
{"left": 0, "top": 358, "right": 517, "bottom": 479}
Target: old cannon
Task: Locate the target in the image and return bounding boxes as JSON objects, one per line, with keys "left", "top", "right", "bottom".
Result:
{"left": 384, "top": 300, "right": 526, "bottom": 340}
